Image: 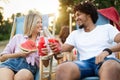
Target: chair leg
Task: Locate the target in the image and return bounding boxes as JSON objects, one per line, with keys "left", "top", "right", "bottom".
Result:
{"left": 48, "top": 56, "right": 53, "bottom": 80}
{"left": 39, "top": 58, "right": 43, "bottom": 80}
{"left": 39, "top": 55, "right": 54, "bottom": 80}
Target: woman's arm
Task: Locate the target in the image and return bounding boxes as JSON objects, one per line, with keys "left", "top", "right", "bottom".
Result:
{"left": 0, "top": 50, "right": 35, "bottom": 62}
{"left": 0, "top": 52, "right": 26, "bottom": 62}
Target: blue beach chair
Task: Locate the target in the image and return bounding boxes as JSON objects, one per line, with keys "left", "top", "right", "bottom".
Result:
{"left": 10, "top": 14, "right": 56, "bottom": 80}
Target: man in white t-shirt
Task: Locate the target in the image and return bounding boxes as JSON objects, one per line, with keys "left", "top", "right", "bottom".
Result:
{"left": 48, "top": 1, "right": 120, "bottom": 80}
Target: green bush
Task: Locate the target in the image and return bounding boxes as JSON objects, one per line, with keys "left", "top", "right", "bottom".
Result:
{"left": 0, "top": 34, "right": 10, "bottom": 41}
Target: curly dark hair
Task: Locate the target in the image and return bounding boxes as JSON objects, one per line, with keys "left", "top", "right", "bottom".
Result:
{"left": 74, "top": 0, "right": 98, "bottom": 24}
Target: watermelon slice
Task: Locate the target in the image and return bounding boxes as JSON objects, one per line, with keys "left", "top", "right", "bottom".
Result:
{"left": 20, "top": 39, "right": 37, "bottom": 52}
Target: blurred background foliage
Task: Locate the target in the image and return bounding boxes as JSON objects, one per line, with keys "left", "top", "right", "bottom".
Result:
{"left": 0, "top": 6, "right": 24, "bottom": 41}
{"left": 0, "top": 0, "right": 120, "bottom": 41}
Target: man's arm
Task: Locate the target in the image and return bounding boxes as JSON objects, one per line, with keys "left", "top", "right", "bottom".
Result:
{"left": 110, "top": 33, "right": 120, "bottom": 52}
{"left": 96, "top": 33, "right": 120, "bottom": 64}
{"left": 49, "top": 42, "right": 74, "bottom": 55}
{"left": 61, "top": 43, "right": 74, "bottom": 53}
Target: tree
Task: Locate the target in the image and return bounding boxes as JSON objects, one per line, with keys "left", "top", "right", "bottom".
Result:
{"left": 0, "top": 6, "right": 13, "bottom": 41}
{"left": 0, "top": 13, "right": 12, "bottom": 40}
{"left": 0, "top": 7, "right": 3, "bottom": 26}
{"left": 94, "top": 0, "right": 120, "bottom": 13}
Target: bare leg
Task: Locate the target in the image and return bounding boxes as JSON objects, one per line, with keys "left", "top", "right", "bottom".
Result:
{"left": 55, "top": 62, "right": 80, "bottom": 80}
{"left": 0, "top": 68, "right": 15, "bottom": 80}
{"left": 99, "top": 60, "right": 120, "bottom": 80}
{"left": 14, "top": 69, "right": 34, "bottom": 80}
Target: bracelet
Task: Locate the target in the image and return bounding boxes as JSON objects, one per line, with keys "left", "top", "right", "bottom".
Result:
{"left": 103, "top": 48, "right": 112, "bottom": 55}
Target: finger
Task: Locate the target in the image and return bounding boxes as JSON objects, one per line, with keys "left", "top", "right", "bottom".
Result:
{"left": 41, "top": 48, "right": 49, "bottom": 54}
{"left": 21, "top": 50, "right": 29, "bottom": 54}
{"left": 95, "top": 57, "right": 98, "bottom": 64}
{"left": 51, "top": 46, "right": 56, "bottom": 50}
{"left": 49, "top": 43, "right": 57, "bottom": 47}
{"left": 95, "top": 56, "right": 101, "bottom": 64}
{"left": 30, "top": 50, "right": 37, "bottom": 53}
{"left": 96, "top": 56, "right": 104, "bottom": 64}
{"left": 100, "top": 57, "right": 104, "bottom": 63}
{"left": 53, "top": 48, "right": 60, "bottom": 53}
{"left": 24, "top": 51, "right": 30, "bottom": 54}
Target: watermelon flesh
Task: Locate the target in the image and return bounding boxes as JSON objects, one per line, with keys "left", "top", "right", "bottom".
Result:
{"left": 20, "top": 39, "right": 37, "bottom": 52}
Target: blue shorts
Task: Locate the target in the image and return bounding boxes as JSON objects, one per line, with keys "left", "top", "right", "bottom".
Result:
{"left": 0, "top": 57, "right": 38, "bottom": 75}
{"left": 74, "top": 57, "right": 120, "bottom": 79}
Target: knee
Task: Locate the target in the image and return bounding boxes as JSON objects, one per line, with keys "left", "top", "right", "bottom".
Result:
{"left": 56, "top": 62, "right": 80, "bottom": 79}
{"left": 14, "top": 69, "right": 34, "bottom": 80}
{"left": 14, "top": 73, "right": 33, "bottom": 80}
{"left": 56, "top": 62, "right": 69, "bottom": 74}
{"left": 99, "top": 60, "right": 120, "bottom": 74}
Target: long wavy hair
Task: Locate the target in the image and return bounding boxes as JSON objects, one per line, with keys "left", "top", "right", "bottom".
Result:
{"left": 23, "top": 11, "right": 42, "bottom": 37}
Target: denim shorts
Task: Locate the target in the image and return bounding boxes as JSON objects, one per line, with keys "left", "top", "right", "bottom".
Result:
{"left": 74, "top": 57, "right": 120, "bottom": 79}
{"left": 0, "top": 57, "right": 38, "bottom": 75}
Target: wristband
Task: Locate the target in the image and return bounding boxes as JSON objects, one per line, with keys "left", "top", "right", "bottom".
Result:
{"left": 103, "top": 48, "right": 112, "bottom": 55}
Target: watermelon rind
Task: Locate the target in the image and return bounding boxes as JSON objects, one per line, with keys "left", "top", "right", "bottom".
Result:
{"left": 19, "top": 45, "right": 37, "bottom": 53}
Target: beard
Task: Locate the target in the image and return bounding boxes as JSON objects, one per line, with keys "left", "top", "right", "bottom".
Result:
{"left": 79, "top": 24, "right": 84, "bottom": 29}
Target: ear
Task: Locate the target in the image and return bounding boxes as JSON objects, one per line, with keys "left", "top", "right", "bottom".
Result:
{"left": 86, "top": 14, "right": 92, "bottom": 20}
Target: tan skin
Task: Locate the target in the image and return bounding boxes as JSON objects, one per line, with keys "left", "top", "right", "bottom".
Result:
{"left": 48, "top": 11, "right": 120, "bottom": 80}
{"left": 0, "top": 17, "right": 42, "bottom": 80}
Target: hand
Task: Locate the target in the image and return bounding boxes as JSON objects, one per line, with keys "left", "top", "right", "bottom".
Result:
{"left": 40, "top": 47, "right": 49, "bottom": 55}
{"left": 0, "top": 54, "right": 8, "bottom": 62}
{"left": 49, "top": 41, "right": 61, "bottom": 54}
{"left": 20, "top": 50, "right": 37, "bottom": 57}
{"left": 95, "top": 51, "right": 109, "bottom": 64}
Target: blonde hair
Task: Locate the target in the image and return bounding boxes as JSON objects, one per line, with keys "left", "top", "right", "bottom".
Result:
{"left": 23, "top": 11, "right": 42, "bottom": 37}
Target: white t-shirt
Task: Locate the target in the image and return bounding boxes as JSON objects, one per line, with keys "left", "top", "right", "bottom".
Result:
{"left": 65, "top": 24, "right": 119, "bottom": 60}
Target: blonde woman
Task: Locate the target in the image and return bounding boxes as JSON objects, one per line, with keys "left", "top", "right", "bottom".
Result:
{"left": 0, "top": 11, "right": 43, "bottom": 80}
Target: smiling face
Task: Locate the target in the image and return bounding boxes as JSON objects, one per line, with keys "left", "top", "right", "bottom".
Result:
{"left": 24, "top": 12, "right": 43, "bottom": 37}
{"left": 33, "top": 18, "right": 43, "bottom": 35}
{"left": 73, "top": 1, "right": 98, "bottom": 29}
{"left": 74, "top": 11, "right": 89, "bottom": 29}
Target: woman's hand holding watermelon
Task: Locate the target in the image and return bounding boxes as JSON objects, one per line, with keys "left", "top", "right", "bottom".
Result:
{"left": 20, "top": 50, "right": 37, "bottom": 57}
{"left": 19, "top": 39, "right": 37, "bottom": 54}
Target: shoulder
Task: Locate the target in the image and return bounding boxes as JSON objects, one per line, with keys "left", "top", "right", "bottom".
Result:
{"left": 97, "top": 24, "right": 114, "bottom": 28}
{"left": 11, "top": 34, "right": 24, "bottom": 40}
{"left": 14, "top": 34, "right": 23, "bottom": 37}
{"left": 13, "top": 34, "right": 23, "bottom": 38}
{"left": 68, "top": 30, "right": 77, "bottom": 37}
{"left": 71, "top": 29, "right": 82, "bottom": 34}
{"left": 97, "top": 24, "right": 118, "bottom": 30}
